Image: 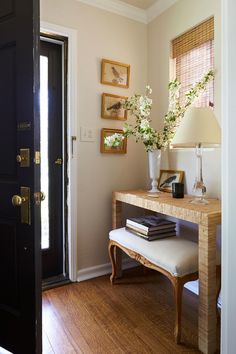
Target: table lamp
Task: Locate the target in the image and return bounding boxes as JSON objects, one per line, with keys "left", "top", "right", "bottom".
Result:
{"left": 171, "top": 107, "right": 221, "bottom": 204}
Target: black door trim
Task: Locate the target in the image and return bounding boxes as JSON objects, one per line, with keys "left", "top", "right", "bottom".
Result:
{"left": 40, "top": 34, "right": 69, "bottom": 287}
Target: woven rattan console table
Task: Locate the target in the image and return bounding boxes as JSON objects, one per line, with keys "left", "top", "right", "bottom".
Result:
{"left": 112, "top": 190, "right": 221, "bottom": 354}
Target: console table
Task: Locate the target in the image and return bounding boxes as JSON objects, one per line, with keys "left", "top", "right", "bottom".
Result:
{"left": 112, "top": 190, "right": 221, "bottom": 354}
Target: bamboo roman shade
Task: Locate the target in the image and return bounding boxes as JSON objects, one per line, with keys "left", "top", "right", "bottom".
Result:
{"left": 172, "top": 17, "right": 214, "bottom": 59}
{"left": 172, "top": 18, "right": 214, "bottom": 107}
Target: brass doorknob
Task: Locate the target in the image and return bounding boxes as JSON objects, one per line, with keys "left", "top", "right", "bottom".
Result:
{"left": 12, "top": 195, "right": 26, "bottom": 206}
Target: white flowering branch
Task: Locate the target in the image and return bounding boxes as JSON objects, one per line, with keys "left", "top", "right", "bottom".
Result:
{"left": 104, "top": 70, "right": 215, "bottom": 152}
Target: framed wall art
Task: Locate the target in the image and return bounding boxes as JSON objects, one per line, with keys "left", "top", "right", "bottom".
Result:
{"left": 101, "top": 93, "right": 127, "bottom": 120}
{"left": 100, "top": 128, "right": 127, "bottom": 154}
{"left": 158, "top": 170, "right": 184, "bottom": 192}
{"left": 101, "top": 59, "right": 130, "bottom": 88}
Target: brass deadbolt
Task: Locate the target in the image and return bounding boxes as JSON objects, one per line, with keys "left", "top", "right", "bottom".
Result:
{"left": 16, "top": 155, "right": 22, "bottom": 163}
{"left": 34, "top": 191, "right": 46, "bottom": 205}
{"left": 40, "top": 192, "right": 46, "bottom": 201}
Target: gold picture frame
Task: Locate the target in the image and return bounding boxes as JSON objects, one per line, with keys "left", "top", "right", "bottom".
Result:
{"left": 101, "top": 59, "right": 130, "bottom": 88}
{"left": 158, "top": 170, "right": 184, "bottom": 192}
{"left": 101, "top": 93, "right": 128, "bottom": 120}
{"left": 100, "top": 128, "right": 127, "bottom": 154}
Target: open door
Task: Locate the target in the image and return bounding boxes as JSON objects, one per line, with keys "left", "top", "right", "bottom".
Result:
{"left": 0, "top": 0, "right": 41, "bottom": 353}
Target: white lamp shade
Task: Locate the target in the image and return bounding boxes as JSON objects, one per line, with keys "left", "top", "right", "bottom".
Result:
{"left": 171, "top": 107, "right": 221, "bottom": 148}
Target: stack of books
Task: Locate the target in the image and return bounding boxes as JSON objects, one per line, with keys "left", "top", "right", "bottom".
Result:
{"left": 126, "top": 215, "right": 176, "bottom": 241}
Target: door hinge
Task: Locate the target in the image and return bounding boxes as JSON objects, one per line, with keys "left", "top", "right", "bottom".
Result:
{"left": 34, "top": 151, "right": 41, "bottom": 165}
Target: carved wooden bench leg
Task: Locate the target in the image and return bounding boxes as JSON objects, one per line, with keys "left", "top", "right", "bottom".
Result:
{"left": 108, "top": 241, "right": 117, "bottom": 284}
{"left": 173, "top": 278, "right": 184, "bottom": 344}
{"left": 115, "top": 246, "right": 123, "bottom": 279}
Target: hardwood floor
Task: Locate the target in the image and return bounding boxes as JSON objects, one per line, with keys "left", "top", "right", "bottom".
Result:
{"left": 43, "top": 267, "right": 220, "bottom": 354}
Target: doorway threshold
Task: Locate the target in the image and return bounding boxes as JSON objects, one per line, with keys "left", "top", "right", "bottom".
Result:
{"left": 42, "top": 274, "right": 71, "bottom": 291}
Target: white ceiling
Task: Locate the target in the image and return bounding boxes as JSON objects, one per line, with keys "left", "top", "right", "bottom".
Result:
{"left": 119, "top": 0, "right": 158, "bottom": 10}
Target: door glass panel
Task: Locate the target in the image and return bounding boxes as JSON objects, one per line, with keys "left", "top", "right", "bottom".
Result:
{"left": 40, "top": 55, "right": 49, "bottom": 250}
{"left": 0, "top": 347, "right": 13, "bottom": 353}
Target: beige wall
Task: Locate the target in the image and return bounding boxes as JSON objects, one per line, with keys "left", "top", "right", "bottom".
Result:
{"left": 41, "top": 0, "right": 148, "bottom": 271}
{"left": 148, "top": 0, "right": 221, "bottom": 197}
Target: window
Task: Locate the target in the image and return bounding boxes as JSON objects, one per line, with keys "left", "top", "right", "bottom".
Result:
{"left": 171, "top": 18, "right": 214, "bottom": 107}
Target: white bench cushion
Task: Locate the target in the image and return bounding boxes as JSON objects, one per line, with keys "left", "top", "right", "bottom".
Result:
{"left": 109, "top": 228, "right": 199, "bottom": 277}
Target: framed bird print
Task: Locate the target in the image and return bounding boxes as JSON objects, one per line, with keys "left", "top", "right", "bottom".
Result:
{"left": 101, "top": 59, "right": 130, "bottom": 88}
{"left": 158, "top": 170, "right": 184, "bottom": 192}
{"left": 101, "top": 93, "right": 128, "bottom": 120}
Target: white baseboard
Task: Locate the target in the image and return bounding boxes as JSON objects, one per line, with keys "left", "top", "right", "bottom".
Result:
{"left": 77, "top": 258, "right": 138, "bottom": 282}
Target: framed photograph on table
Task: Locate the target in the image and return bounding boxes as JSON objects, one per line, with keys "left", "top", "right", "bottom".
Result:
{"left": 101, "top": 93, "right": 127, "bottom": 120}
{"left": 101, "top": 59, "right": 130, "bottom": 88}
{"left": 100, "top": 128, "right": 127, "bottom": 154}
{"left": 158, "top": 170, "right": 184, "bottom": 192}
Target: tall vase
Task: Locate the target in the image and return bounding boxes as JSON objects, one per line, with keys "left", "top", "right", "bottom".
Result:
{"left": 148, "top": 149, "right": 161, "bottom": 193}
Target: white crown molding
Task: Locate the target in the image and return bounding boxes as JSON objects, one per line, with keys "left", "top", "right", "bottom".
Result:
{"left": 77, "top": 0, "right": 147, "bottom": 24}
{"left": 76, "top": 0, "right": 179, "bottom": 24}
{"left": 147, "top": 0, "right": 178, "bottom": 23}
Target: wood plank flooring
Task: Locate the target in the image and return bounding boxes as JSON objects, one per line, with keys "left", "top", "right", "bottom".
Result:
{"left": 43, "top": 267, "right": 220, "bottom": 354}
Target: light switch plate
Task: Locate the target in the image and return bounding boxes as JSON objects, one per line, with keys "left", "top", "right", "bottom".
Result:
{"left": 80, "top": 127, "right": 95, "bottom": 142}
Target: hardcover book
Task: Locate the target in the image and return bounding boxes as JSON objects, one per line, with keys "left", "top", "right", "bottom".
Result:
{"left": 126, "top": 223, "right": 176, "bottom": 236}
{"left": 126, "top": 227, "right": 176, "bottom": 241}
{"left": 126, "top": 215, "right": 176, "bottom": 232}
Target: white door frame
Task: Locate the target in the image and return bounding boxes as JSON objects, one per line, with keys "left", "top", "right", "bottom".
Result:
{"left": 40, "top": 21, "right": 78, "bottom": 281}
{"left": 221, "top": 0, "right": 236, "bottom": 353}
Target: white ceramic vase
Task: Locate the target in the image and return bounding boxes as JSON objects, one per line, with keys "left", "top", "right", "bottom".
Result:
{"left": 148, "top": 149, "right": 161, "bottom": 193}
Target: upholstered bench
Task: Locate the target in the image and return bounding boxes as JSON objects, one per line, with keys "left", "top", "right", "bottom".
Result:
{"left": 108, "top": 227, "right": 220, "bottom": 344}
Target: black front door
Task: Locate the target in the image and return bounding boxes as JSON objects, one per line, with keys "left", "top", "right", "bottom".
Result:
{"left": 0, "top": 0, "right": 41, "bottom": 353}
